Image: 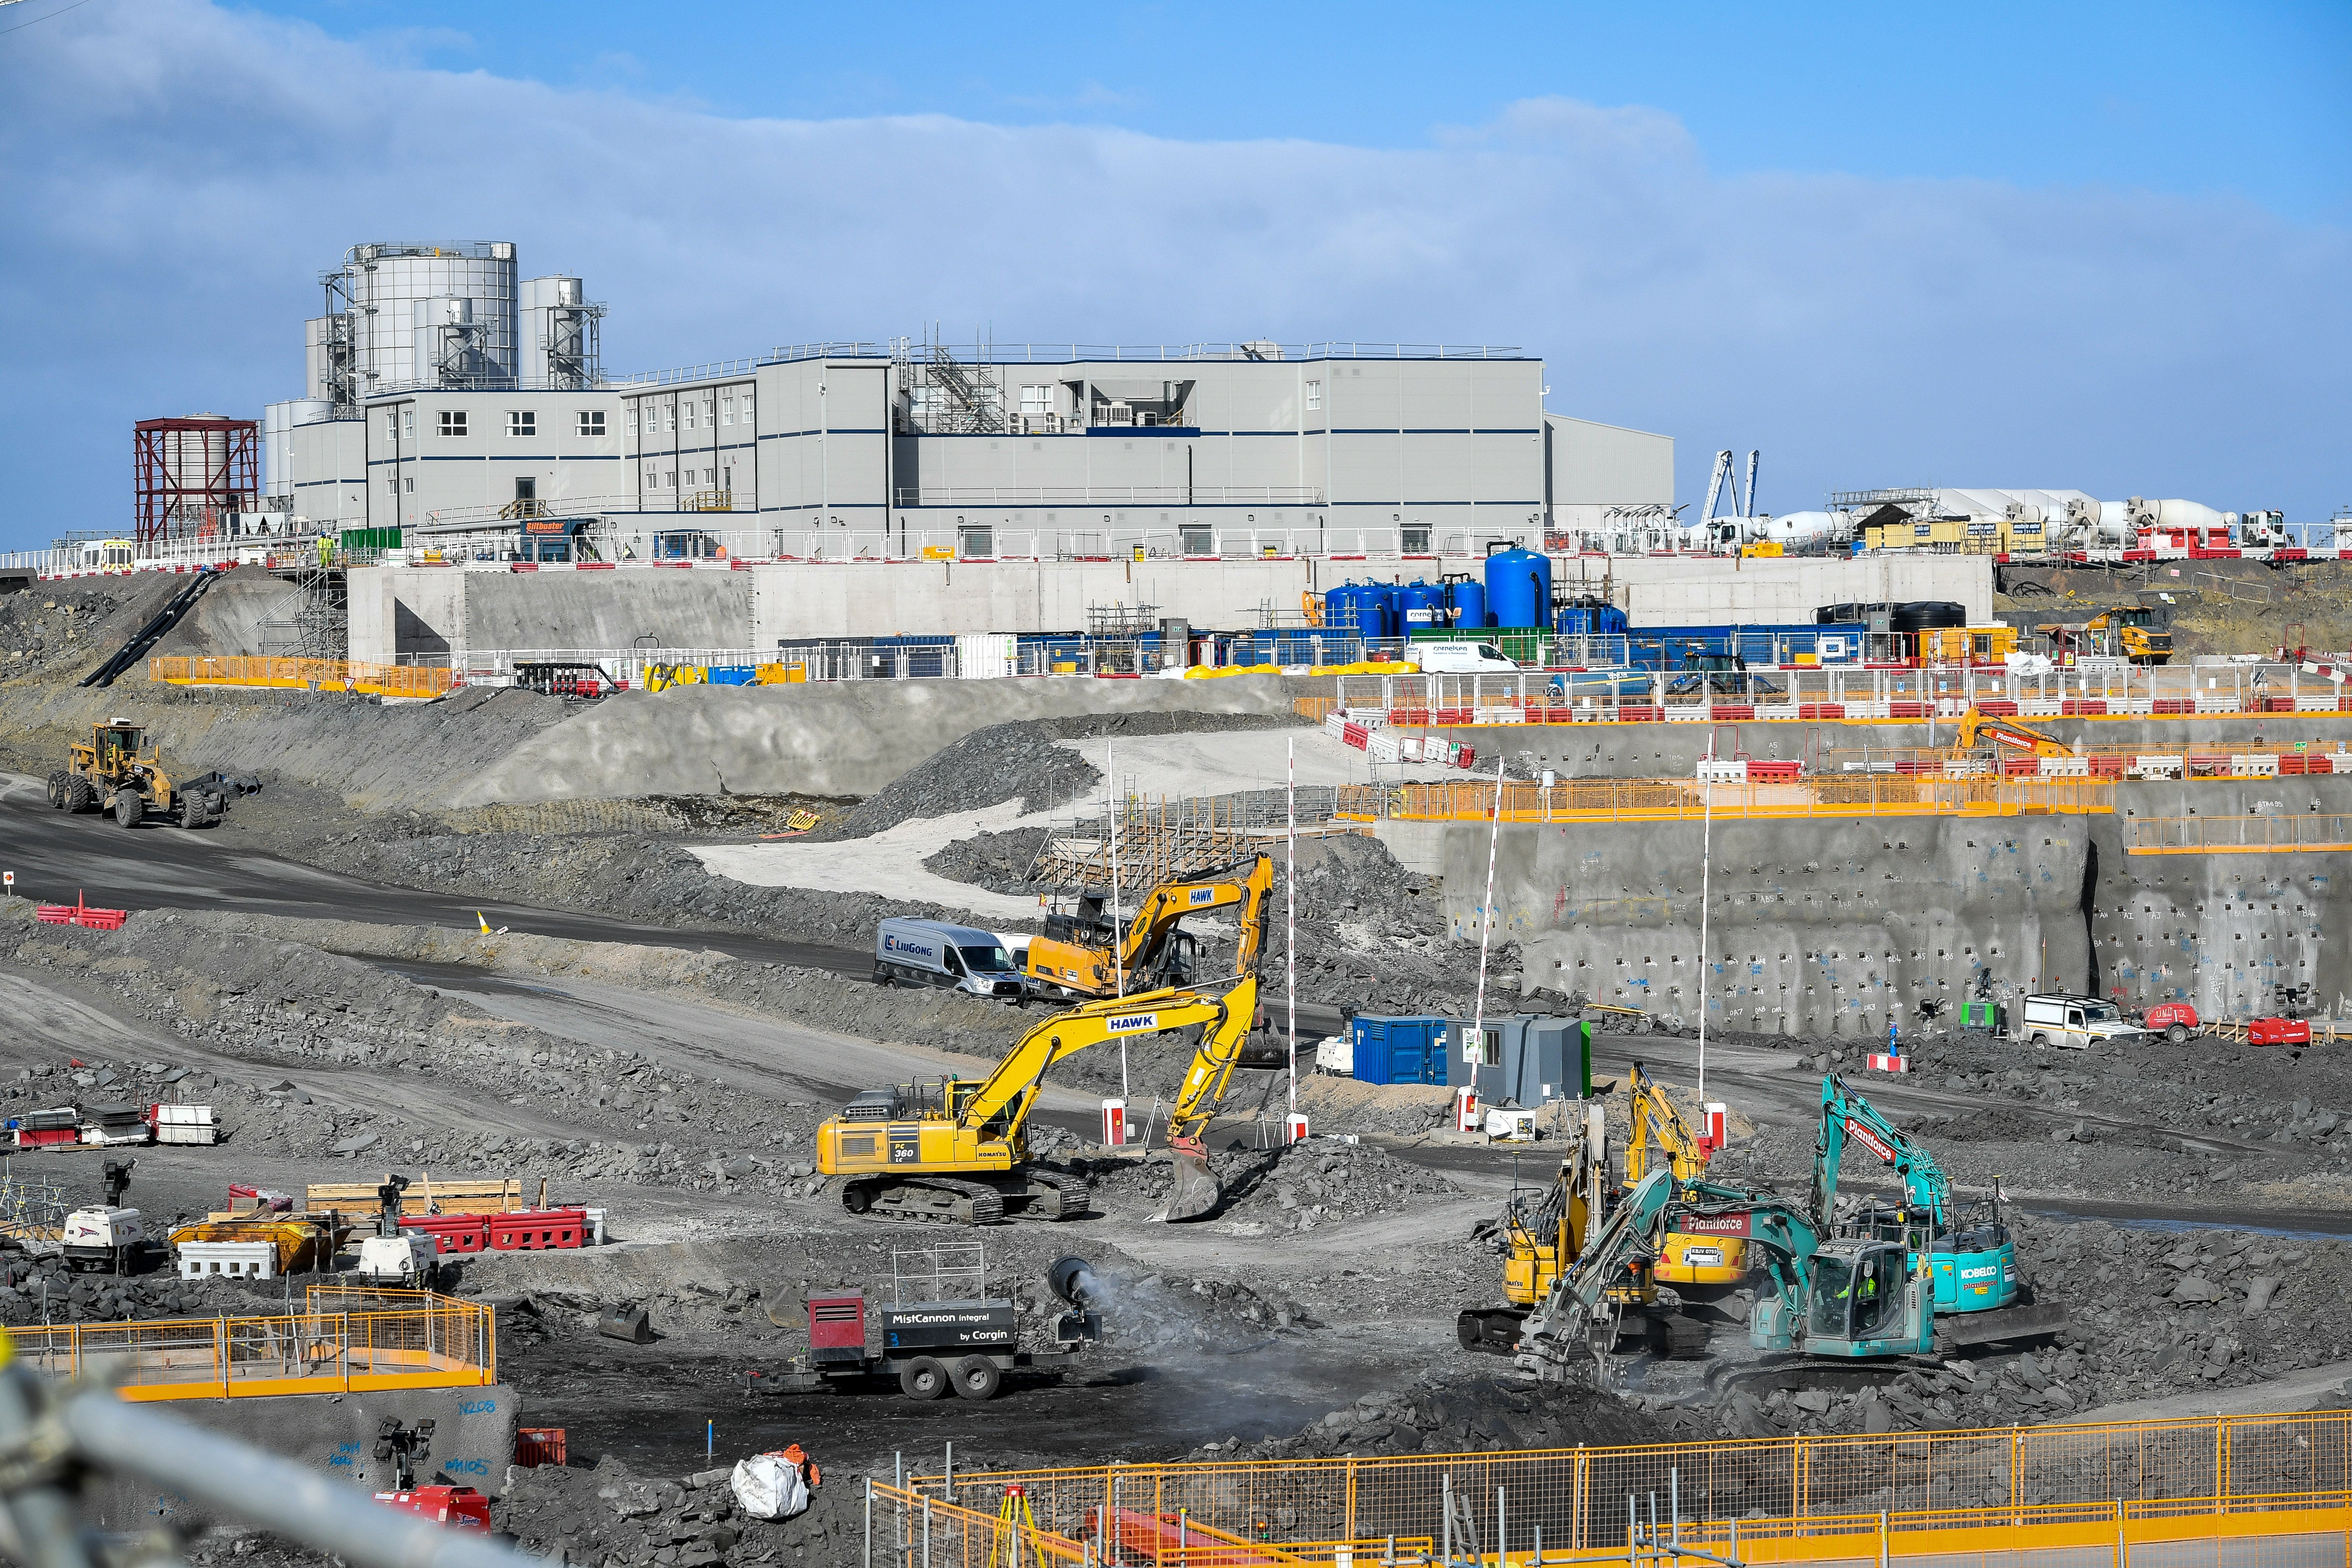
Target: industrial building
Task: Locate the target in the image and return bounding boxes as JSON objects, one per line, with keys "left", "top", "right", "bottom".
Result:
{"left": 262, "top": 240, "right": 1673, "bottom": 561}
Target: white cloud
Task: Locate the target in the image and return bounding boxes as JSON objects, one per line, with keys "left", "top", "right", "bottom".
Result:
{"left": 0, "top": 0, "right": 2344, "bottom": 544}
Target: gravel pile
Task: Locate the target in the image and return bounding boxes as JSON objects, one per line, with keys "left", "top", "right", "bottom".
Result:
{"left": 0, "top": 1257, "right": 284, "bottom": 1326}
{"left": 1204, "top": 1137, "right": 1462, "bottom": 1233}
{"left": 1202, "top": 1369, "right": 1673, "bottom": 1465}
{"left": 489, "top": 1451, "right": 868, "bottom": 1568}
{"left": 0, "top": 576, "right": 180, "bottom": 679}
{"left": 923, "top": 825, "right": 1051, "bottom": 893}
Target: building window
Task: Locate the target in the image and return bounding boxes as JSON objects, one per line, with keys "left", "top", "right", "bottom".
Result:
{"left": 578, "top": 410, "right": 606, "bottom": 437}
{"left": 402, "top": 409, "right": 414, "bottom": 439}
{"left": 1020, "top": 385, "right": 1051, "bottom": 416}
{"left": 384, "top": 413, "right": 398, "bottom": 442}
{"left": 740, "top": 390, "right": 753, "bottom": 420}
{"left": 683, "top": 401, "right": 697, "bottom": 432}
{"left": 403, "top": 476, "right": 414, "bottom": 493}
{"left": 664, "top": 405, "right": 675, "bottom": 433}
{"left": 507, "top": 411, "right": 536, "bottom": 437}
{"left": 664, "top": 470, "right": 676, "bottom": 488}
{"left": 627, "top": 406, "right": 638, "bottom": 435}
{"left": 720, "top": 396, "right": 733, "bottom": 427}
{"left": 438, "top": 411, "right": 467, "bottom": 437}
{"left": 1305, "top": 380, "right": 1322, "bottom": 411}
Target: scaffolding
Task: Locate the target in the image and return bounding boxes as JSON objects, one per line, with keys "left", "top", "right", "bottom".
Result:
{"left": 133, "top": 417, "right": 259, "bottom": 549}
{"left": 896, "top": 328, "right": 1009, "bottom": 434}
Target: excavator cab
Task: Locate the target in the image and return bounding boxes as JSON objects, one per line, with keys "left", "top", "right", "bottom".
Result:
{"left": 1800, "top": 1238, "right": 1930, "bottom": 1357}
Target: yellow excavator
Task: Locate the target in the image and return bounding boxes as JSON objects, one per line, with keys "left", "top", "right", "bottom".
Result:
{"left": 814, "top": 976, "right": 1259, "bottom": 1224}
{"left": 1624, "top": 1063, "right": 1748, "bottom": 1297}
{"left": 1953, "top": 705, "right": 2075, "bottom": 761}
{"left": 1026, "top": 856, "right": 1273, "bottom": 1000}
{"left": 2036, "top": 604, "right": 2171, "bottom": 665}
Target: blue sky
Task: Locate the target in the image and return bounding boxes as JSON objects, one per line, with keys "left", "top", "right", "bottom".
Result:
{"left": 0, "top": 0, "right": 2346, "bottom": 548}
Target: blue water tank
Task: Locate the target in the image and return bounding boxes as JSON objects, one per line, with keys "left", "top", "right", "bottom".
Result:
{"left": 1485, "top": 548, "right": 1553, "bottom": 629}
{"left": 1323, "top": 583, "right": 1370, "bottom": 634}
{"left": 1368, "top": 582, "right": 1403, "bottom": 640}
{"left": 1447, "top": 578, "right": 1488, "bottom": 630}
{"left": 1398, "top": 580, "right": 1448, "bottom": 631}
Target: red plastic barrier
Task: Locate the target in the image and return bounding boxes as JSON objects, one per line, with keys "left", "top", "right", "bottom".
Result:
{"left": 1973, "top": 700, "right": 2019, "bottom": 717}
{"left": 1797, "top": 703, "right": 1845, "bottom": 720}
{"left": 2259, "top": 696, "right": 2298, "bottom": 712}
{"left": 1709, "top": 704, "right": 1755, "bottom": 721}
{"left": 1388, "top": 709, "right": 1431, "bottom": 727}
{"left": 2089, "top": 756, "right": 2127, "bottom": 778}
{"left": 1886, "top": 701, "right": 1930, "bottom": 719}
{"left": 1615, "top": 705, "right": 1664, "bottom": 722}
{"left": 2060, "top": 699, "right": 2108, "bottom": 716}
{"left": 2152, "top": 699, "right": 2197, "bottom": 715}
{"left": 1432, "top": 708, "right": 1473, "bottom": 726}
{"left": 400, "top": 1214, "right": 491, "bottom": 1254}
{"left": 1747, "top": 760, "right": 1802, "bottom": 781}
{"left": 33, "top": 894, "right": 127, "bottom": 931}
{"left": 487, "top": 1208, "right": 587, "bottom": 1251}
{"left": 2003, "top": 757, "right": 2040, "bottom": 776}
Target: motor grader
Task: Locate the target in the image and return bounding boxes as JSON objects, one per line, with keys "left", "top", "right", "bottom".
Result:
{"left": 48, "top": 718, "right": 220, "bottom": 829}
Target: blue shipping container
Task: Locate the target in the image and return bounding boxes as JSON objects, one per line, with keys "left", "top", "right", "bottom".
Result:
{"left": 1349, "top": 1015, "right": 1449, "bottom": 1085}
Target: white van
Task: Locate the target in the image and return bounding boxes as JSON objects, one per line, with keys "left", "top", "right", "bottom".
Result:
{"left": 874, "top": 919, "right": 1027, "bottom": 1000}
{"left": 1414, "top": 641, "right": 1520, "bottom": 673}
{"left": 2011, "top": 994, "right": 2149, "bottom": 1050}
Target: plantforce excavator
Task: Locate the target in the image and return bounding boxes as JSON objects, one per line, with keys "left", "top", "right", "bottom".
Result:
{"left": 814, "top": 976, "right": 1262, "bottom": 1224}
{"left": 1952, "top": 706, "right": 2075, "bottom": 762}
{"left": 1456, "top": 1068, "right": 1731, "bottom": 1358}
{"left": 1025, "top": 857, "right": 1274, "bottom": 1000}
{"left": 1813, "top": 1073, "right": 2066, "bottom": 1347}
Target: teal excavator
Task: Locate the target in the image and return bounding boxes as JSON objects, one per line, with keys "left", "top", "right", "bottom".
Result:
{"left": 1813, "top": 1074, "right": 2067, "bottom": 1347}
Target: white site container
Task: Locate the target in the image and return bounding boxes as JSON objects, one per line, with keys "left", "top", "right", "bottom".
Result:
{"left": 177, "top": 1241, "right": 277, "bottom": 1281}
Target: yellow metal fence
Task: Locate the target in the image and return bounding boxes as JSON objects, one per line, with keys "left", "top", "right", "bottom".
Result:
{"left": 9, "top": 1286, "right": 493, "bottom": 1401}
{"left": 149, "top": 656, "right": 454, "bottom": 699}
{"left": 903, "top": 1410, "right": 2352, "bottom": 1564}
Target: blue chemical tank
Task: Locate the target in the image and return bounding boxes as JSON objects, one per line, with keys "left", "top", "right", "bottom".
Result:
{"left": 1397, "top": 580, "right": 1448, "bottom": 631}
{"left": 1324, "top": 582, "right": 1380, "bottom": 636}
{"left": 1362, "top": 582, "right": 1399, "bottom": 640}
{"left": 1555, "top": 598, "right": 1629, "bottom": 637}
{"left": 1447, "top": 577, "right": 1488, "bottom": 630}
{"left": 1485, "top": 548, "right": 1553, "bottom": 629}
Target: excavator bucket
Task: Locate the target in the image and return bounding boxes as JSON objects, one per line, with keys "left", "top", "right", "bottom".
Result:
{"left": 1153, "top": 1148, "right": 1221, "bottom": 1223}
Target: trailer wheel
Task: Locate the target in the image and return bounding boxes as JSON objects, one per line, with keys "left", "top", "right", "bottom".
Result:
{"left": 2166, "top": 1023, "right": 2188, "bottom": 1045}
{"left": 951, "top": 1357, "right": 1002, "bottom": 1401}
{"left": 899, "top": 1357, "right": 949, "bottom": 1401}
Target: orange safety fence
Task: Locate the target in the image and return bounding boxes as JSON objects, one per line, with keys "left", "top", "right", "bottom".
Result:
{"left": 149, "top": 655, "right": 454, "bottom": 699}
{"left": 906, "top": 1409, "right": 2352, "bottom": 1563}
{"left": 8, "top": 1285, "right": 493, "bottom": 1401}
{"left": 2127, "top": 813, "right": 2352, "bottom": 855}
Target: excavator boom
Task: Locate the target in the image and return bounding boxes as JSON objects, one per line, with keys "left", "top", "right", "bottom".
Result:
{"left": 1954, "top": 705, "right": 2074, "bottom": 759}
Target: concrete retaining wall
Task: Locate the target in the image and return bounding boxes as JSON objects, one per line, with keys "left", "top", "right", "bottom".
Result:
{"left": 1429, "top": 774, "right": 2352, "bottom": 1038}
{"left": 84, "top": 1382, "right": 519, "bottom": 1535}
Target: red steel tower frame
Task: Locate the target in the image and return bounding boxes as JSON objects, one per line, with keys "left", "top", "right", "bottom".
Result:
{"left": 134, "top": 416, "right": 259, "bottom": 547}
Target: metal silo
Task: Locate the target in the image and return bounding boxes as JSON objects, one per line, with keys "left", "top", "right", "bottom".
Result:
{"left": 325, "top": 241, "right": 518, "bottom": 398}
{"left": 520, "top": 275, "right": 606, "bottom": 389}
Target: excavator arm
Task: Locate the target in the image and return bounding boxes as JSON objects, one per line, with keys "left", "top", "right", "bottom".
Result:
{"left": 1623, "top": 1062, "right": 1717, "bottom": 1185}
{"left": 1811, "top": 1073, "right": 1951, "bottom": 1236}
{"left": 1954, "top": 705, "right": 2074, "bottom": 759}
{"left": 956, "top": 987, "right": 1231, "bottom": 1139}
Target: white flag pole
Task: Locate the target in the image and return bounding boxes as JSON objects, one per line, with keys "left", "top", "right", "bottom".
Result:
{"left": 1286, "top": 736, "right": 1298, "bottom": 1119}
{"left": 1108, "top": 739, "right": 1126, "bottom": 1098}
{"left": 1469, "top": 749, "right": 1507, "bottom": 1087}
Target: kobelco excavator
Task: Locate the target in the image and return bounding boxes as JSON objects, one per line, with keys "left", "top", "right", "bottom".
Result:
{"left": 1026, "top": 857, "right": 1272, "bottom": 1000}
{"left": 815, "top": 977, "right": 1259, "bottom": 1224}
{"left": 1812, "top": 1074, "right": 2067, "bottom": 1347}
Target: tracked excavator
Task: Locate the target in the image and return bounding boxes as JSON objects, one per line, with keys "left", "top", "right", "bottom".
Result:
{"left": 1623, "top": 1062, "right": 1749, "bottom": 1298}
{"left": 1952, "top": 706, "right": 2075, "bottom": 762}
{"left": 1456, "top": 1093, "right": 1716, "bottom": 1359}
{"left": 1812, "top": 1073, "right": 2067, "bottom": 1347}
{"left": 1514, "top": 1168, "right": 1968, "bottom": 1382}
{"left": 814, "top": 978, "right": 1259, "bottom": 1224}
{"left": 1025, "top": 857, "right": 1273, "bottom": 1000}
